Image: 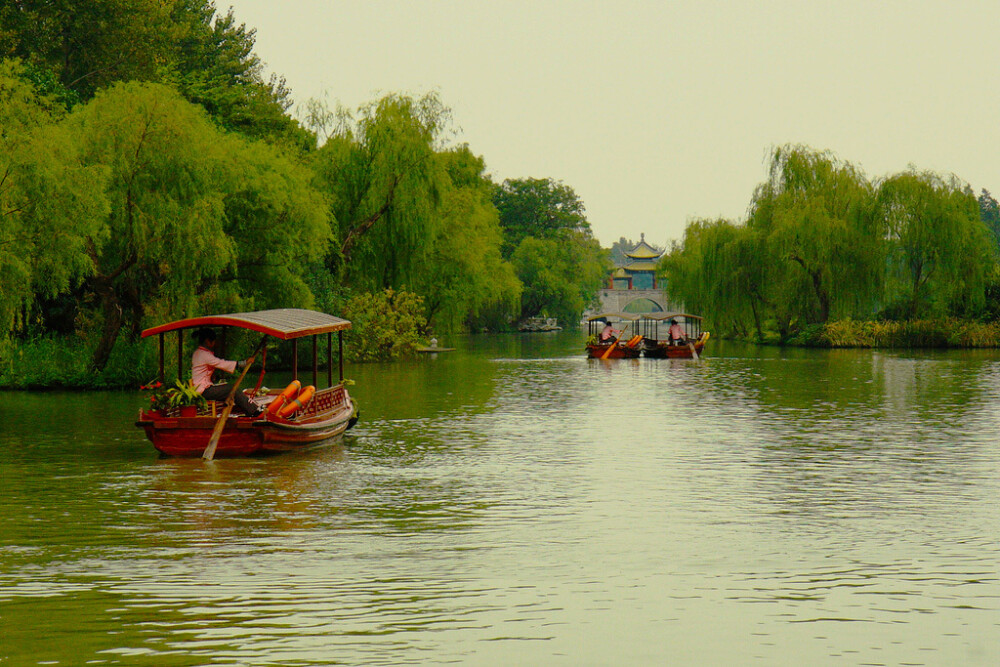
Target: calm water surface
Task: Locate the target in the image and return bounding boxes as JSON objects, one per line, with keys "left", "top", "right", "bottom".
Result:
{"left": 1, "top": 332, "right": 999, "bottom": 665}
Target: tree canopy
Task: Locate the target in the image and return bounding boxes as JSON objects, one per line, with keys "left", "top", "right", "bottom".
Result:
{"left": 660, "top": 144, "right": 998, "bottom": 341}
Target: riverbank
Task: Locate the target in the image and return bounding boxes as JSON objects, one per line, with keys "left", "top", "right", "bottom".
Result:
{"left": 779, "top": 318, "right": 1000, "bottom": 348}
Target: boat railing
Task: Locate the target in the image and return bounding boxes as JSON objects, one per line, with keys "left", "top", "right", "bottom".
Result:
{"left": 301, "top": 385, "right": 349, "bottom": 418}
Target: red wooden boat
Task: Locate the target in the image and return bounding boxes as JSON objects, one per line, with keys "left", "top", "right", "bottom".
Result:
{"left": 585, "top": 313, "right": 643, "bottom": 359}
{"left": 136, "top": 308, "right": 358, "bottom": 457}
{"left": 639, "top": 312, "right": 710, "bottom": 359}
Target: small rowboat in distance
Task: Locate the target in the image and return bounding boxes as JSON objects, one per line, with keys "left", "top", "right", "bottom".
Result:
{"left": 640, "top": 312, "right": 710, "bottom": 359}
{"left": 136, "top": 308, "right": 358, "bottom": 457}
{"left": 585, "top": 312, "right": 642, "bottom": 359}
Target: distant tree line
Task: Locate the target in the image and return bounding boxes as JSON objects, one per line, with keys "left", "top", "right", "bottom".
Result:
{"left": 659, "top": 145, "right": 1000, "bottom": 343}
{"left": 0, "top": 1, "right": 608, "bottom": 384}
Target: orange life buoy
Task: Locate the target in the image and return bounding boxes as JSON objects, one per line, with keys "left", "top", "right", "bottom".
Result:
{"left": 278, "top": 384, "right": 315, "bottom": 418}
{"left": 267, "top": 380, "right": 301, "bottom": 415}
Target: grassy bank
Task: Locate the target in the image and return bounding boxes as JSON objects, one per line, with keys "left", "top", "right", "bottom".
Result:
{"left": 0, "top": 336, "right": 158, "bottom": 390}
{"left": 785, "top": 319, "right": 1000, "bottom": 348}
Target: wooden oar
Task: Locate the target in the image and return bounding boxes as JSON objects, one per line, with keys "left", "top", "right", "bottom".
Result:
{"left": 203, "top": 337, "right": 267, "bottom": 461}
{"left": 688, "top": 340, "right": 699, "bottom": 361}
{"left": 601, "top": 322, "right": 630, "bottom": 360}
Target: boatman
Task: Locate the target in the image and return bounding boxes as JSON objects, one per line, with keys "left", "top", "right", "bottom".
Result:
{"left": 668, "top": 319, "right": 686, "bottom": 346}
{"left": 192, "top": 328, "right": 263, "bottom": 418}
{"left": 600, "top": 320, "right": 619, "bottom": 342}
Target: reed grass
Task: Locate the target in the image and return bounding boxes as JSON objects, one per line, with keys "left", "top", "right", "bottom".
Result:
{"left": 789, "top": 319, "right": 1000, "bottom": 348}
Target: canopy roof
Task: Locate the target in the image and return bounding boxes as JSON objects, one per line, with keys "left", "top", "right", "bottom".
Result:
{"left": 587, "top": 312, "right": 641, "bottom": 322}
{"left": 142, "top": 308, "right": 351, "bottom": 340}
{"left": 640, "top": 312, "right": 702, "bottom": 321}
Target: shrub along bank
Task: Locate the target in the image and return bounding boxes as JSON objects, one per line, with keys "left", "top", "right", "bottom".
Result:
{"left": 785, "top": 319, "right": 1000, "bottom": 348}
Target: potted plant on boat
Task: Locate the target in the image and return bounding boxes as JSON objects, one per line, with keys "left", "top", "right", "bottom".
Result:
{"left": 139, "top": 381, "right": 172, "bottom": 417}
{"left": 165, "top": 379, "right": 207, "bottom": 417}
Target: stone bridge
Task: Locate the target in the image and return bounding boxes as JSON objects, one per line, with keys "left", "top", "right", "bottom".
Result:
{"left": 588, "top": 288, "right": 683, "bottom": 318}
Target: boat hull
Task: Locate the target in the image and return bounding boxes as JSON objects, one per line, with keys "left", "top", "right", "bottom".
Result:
{"left": 642, "top": 333, "right": 709, "bottom": 359}
{"left": 137, "top": 386, "right": 357, "bottom": 457}
{"left": 586, "top": 343, "right": 642, "bottom": 359}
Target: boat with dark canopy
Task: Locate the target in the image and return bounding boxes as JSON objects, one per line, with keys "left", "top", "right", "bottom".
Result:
{"left": 136, "top": 308, "right": 358, "bottom": 457}
{"left": 639, "top": 312, "right": 710, "bottom": 358}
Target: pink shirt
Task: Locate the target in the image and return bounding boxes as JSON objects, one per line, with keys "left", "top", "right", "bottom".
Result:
{"left": 191, "top": 346, "right": 236, "bottom": 392}
{"left": 669, "top": 324, "right": 684, "bottom": 340}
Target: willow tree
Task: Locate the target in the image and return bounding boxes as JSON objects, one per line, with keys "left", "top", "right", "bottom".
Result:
{"left": 0, "top": 60, "right": 107, "bottom": 334}
{"left": 310, "top": 92, "right": 451, "bottom": 291}
{"left": 410, "top": 147, "right": 521, "bottom": 332}
{"left": 69, "top": 81, "right": 240, "bottom": 370}
{"left": 876, "top": 170, "right": 993, "bottom": 319}
{"left": 659, "top": 219, "right": 767, "bottom": 339}
{"left": 748, "top": 145, "right": 880, "bottom": 328}
{"left": 218, "top": 137, "right": 332, "bottom": 313}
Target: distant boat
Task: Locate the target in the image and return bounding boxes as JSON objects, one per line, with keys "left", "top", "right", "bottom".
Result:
{"left": 585, "top": 312, "right": 643, "bottom": 358}
{"left": 135, "top": 308, "right": 358, "bottom": 457}
{"left": 639, "top": 312, "right": 710, "bottom": 359}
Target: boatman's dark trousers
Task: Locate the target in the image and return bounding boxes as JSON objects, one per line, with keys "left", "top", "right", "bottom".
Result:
{"left": 202, "top": 383, "right": 261, "bottom": 417}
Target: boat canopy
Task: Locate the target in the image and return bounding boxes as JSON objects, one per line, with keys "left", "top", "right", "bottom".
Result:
{"left": 142, "top": 308, "right": 351, "bottom": 341}
{"left": 587, "top": 312, "right": 641, "bottom": 323}
{"left": 639, "top": 312, "right": 702, "bottom": 322}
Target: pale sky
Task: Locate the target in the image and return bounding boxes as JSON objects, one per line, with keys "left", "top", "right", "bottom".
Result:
{"left": 223, "top": 0, "right": 1000, "bottom": 248}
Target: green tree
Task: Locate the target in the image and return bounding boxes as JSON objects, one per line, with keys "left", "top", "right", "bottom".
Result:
{"left": 875, "top": 170, "right": 992, "bottom": 319}
{"left": 0, "top": 0, "right": 176, "bottom": 100}
{"left": 659, "top": 219, "right": 767, "bottom": 339}
{"left": 493, "top": 177, "right": 590, "bottom": 257}
{"left": 215, "top": 136, "right": 333, "bottom": 313}
{"left": 748, "top": 145, "right": 881, "bottom": 327}
{"left": 0, "top": 60, "right": 107, "bottom": 334}
{"left": 342, "top": 289, "right": 426, "bottom": 362}
{"left": 511, "top": 232, "right": 607, "bottom": 324}
{"left": 609, "top": 236, "right": 637, "bottom": 266}
{"left": 311, "top": 93, "right": 450, "bottom": 290}
{"left": 411, "top": 147, "right": 520, "bottom": 332}
{"left": 166, "top": 2, "right": 312, "bottom": 149}
{"left": 979, "top": 189, "right": 1000, "bottom": 245}
{"left": 68, "top": 81, "right": 240, "bottom": 370}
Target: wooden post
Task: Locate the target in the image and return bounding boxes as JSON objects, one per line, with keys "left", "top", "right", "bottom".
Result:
{"left": 338, "top": 331, "right": 344, "bottom": 382}
{"left": 158, "top": 333, "right": 165, "bottom": 382}
{"left": 292, "top": 339, "right": 298, "bottom": 382}
{"left": 312, "top": 335, "right": 318, "bottom": 388}
{"left": 327, "top": 332, "right": 333, "bottom": 387}
{"left": 177, "top": 330, "right": 183, "bottom": 381}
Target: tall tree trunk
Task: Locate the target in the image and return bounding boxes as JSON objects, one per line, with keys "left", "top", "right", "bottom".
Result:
{"left": 91, "top": 285, "right": 123, "bottom": 372}
{"left": 790, "top": 254, "right": 830, "bottom": 322}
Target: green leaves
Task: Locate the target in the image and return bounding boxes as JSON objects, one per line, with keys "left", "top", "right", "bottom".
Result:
{"left": 662, "top": 144, "right": 997, "bottom": 340}
{"left": 493, "top": 177, "right": 590, "bottom": 258}
{"left": 0, "top": 61, "right": 108, "bottom": 332}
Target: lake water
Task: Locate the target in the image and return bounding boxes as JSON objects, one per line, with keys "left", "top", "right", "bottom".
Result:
{"left": 1, "top": 332, "right": 998, "bottom": 665}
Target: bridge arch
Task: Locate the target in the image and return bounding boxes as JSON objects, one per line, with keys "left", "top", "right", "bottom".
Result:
{"left": 592, "top": 288, "right": 677, "bottom": 316}
{"left": 622, "top": 297, "right": 665, "bottom": 314}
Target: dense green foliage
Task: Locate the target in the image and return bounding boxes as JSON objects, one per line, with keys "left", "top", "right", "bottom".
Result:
{"left": 660, "top": 145, "right": 998, "bottom": 343}
{"left": 0, "top": 2, "right": 609, "bottom": 384}
{"left": 494, "top": 177, "right": 609, "bottom": 322}
{"left": 342, "top": 289, "right": 426, "bottom": 362}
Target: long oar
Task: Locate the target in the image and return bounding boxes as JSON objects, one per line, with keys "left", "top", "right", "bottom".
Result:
{"left": 203, "top": 337, "right": 267, "bottom": 461}
{"left": 688, "top": 339, "right": 699, "bottom": 361}
{"left": 601, "top": 322, "right": 630, "bottom": 360}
